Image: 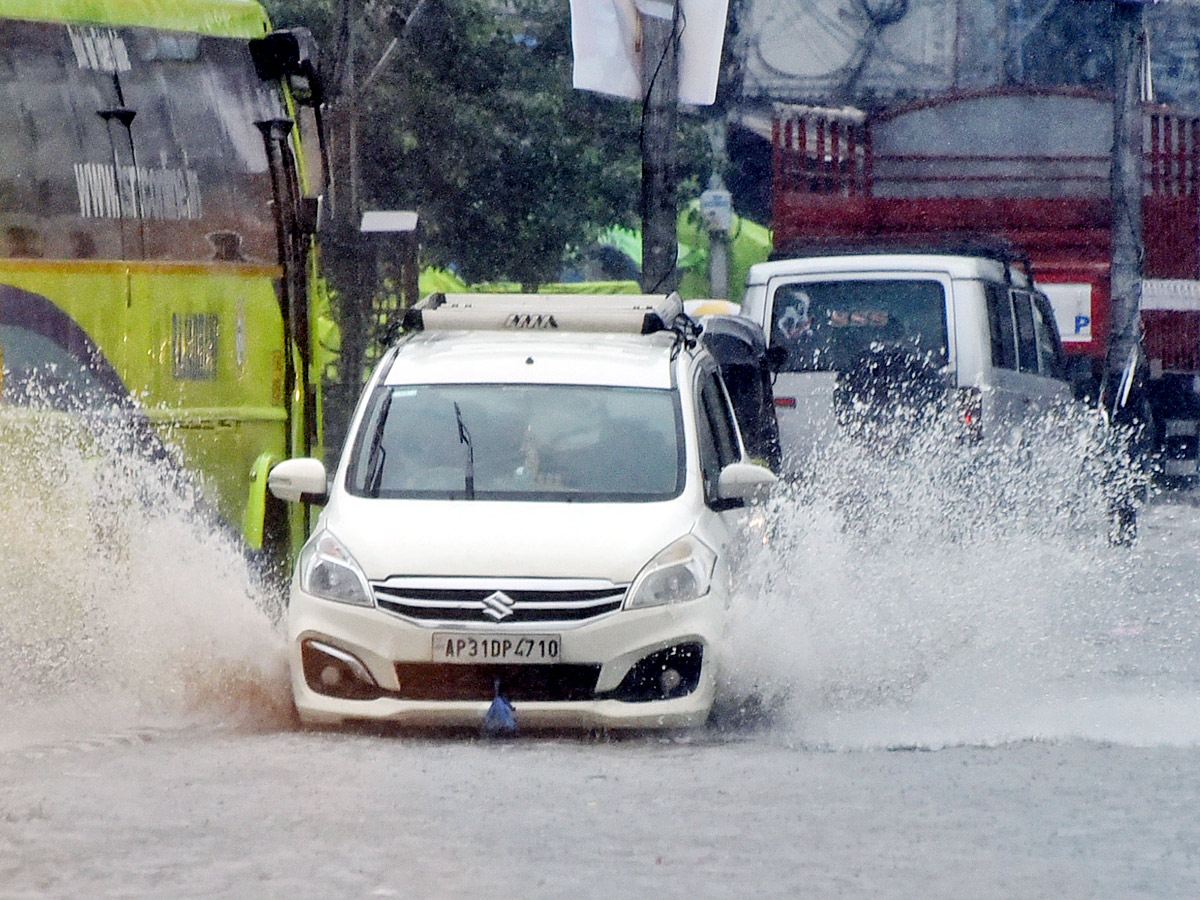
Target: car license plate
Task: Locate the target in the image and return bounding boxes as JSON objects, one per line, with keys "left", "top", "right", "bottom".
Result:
{"left": 431, "top": 633, "right": 561, "bottom": 664}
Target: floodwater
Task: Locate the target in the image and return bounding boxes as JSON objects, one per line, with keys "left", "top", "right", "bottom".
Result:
{"left": 2, "top": 406, "right": 1199, "bottom": 899}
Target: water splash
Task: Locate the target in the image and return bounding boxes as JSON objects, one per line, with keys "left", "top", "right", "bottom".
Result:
{"left": 0, "top": 399, "right": 293, "bottom": 748}
{"left": 721, "top": 403, "right": 1200, "bottom": 749}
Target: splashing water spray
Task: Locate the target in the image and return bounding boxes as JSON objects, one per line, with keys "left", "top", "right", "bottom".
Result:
{"left": 719, "top": 399, "right": 1200, "bottom": 749}
{"left": 0, "top": 392, "right": 294, "bottom": 747}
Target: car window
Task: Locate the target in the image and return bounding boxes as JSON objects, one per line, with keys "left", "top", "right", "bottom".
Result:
{"left": 769, "top": 278, "right": 948, "bottom": 373}
{"left": 985, "top": 282, "right": 1018, "bottom": 370}
{"left": 717, "top": 362, "right": 781, "bottom": 469}
{"left": 695, "top": 367, "right": 741, "bottom": 504}
{"left": 1012, "top": 290, "right": 1039, "bottom": 374}
{"left": 1031, "top": 292, "right": 1066, "bottom": 379}
{"left": 346, "top": 383, "right": 685, "bottom": 502}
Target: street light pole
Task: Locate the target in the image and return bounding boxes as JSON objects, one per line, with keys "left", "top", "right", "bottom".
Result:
{"left": 640, "top": 1, "right": 681, "bottom": 294}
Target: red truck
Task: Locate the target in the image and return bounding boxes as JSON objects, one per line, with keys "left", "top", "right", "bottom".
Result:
{"left": 769, "top": 88, "right": 1200, "bottom": 478}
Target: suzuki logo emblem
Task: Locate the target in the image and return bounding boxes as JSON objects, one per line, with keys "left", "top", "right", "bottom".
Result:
{"left": 481, "top": 590, "right": 517, "bottom": 621}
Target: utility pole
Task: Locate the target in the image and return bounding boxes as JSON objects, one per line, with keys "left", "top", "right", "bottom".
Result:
{"left": 640, "top": 1, "right": 681, "bottom": 294}
{"left": 1107, "top": 0, "right": 1145, "bottom": 414}
{"left": 323, "top": 0, "right": 428, "bottom": 456}
{"left": 321, "top": 0, "right": 371, "bottom": 459}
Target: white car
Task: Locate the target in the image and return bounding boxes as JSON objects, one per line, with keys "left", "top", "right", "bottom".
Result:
{"left": 268, "top": 293, "right": 775, "bottom": 730}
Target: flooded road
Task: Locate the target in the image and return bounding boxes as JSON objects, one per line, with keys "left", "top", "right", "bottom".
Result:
{"left": 3, "top": 715, "right": 1199, "bottom": 898}
{"left": 3, "top": 413, "right": 1200, "bottom": 898}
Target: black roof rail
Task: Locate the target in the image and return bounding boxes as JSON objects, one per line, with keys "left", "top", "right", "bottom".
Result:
{"left": 769, "top": 237, "right": 1035, "bottom": 283}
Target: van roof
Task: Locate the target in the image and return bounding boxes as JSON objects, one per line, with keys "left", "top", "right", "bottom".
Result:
{"left": 747, "top": 253, "right": 1031, "bottom": 287}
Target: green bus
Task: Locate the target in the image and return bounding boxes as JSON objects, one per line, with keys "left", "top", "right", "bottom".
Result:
{"left": 0, "top": 0, "right": 328, "bottom": 559}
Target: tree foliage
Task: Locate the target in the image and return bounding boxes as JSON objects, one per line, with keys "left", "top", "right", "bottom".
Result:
{"left": 264, "top": 0, "right": 706, "bottom": 288}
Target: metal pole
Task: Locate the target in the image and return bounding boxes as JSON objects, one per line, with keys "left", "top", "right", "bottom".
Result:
{"left": 1107, "top": 0, "right": 1145, "bottom": 412}
{"left": 705, "top": 119, "right": 732, "bottom": 299}
{"left": 640, "top": 1, "right": 681, "bottom": 294}
{"left": 708, "top": 213, "right": 729, "bottom": 298}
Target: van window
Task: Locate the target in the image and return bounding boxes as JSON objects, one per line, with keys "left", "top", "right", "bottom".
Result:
{"left": 1031, "top": 293, "right": 1066, "bottom": 379}
{"left": 769, "top": 279, "right": 948, "bottom": 373}
{"left": 1012, "top": 291, "right": 1039, "bottom": 374}
{"left": 985, "top": 283, "right": 1018, "bottom": 370}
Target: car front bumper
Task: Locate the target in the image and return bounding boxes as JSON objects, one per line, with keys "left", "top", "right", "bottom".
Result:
{"left": 286, "top": 588, "right": 723, "bottom": 730}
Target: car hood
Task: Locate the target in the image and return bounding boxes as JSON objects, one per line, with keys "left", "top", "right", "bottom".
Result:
{"left": 319, "top": 496, "right": 703, "bottom": 583}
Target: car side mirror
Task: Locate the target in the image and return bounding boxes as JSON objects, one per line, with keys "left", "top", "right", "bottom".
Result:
{"left": 268, "top": 457, "right": 329, "bottom": 504}
{"left": 716, "top": 461, "right": 777, "bottom": 503}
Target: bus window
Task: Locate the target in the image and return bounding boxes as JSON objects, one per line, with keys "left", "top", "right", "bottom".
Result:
{"left": 0, "top": 19, "right": 285, "bottom": 264}
{"left": 118, "top": 30, "right": 284, "bottom": 263}
{"left": 0, "top": 21, "right": 118, "bottom": 260}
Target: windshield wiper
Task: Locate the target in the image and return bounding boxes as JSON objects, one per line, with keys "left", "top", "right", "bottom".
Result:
{"left": 453, "top": 401, "right": 475, "bottom": 500}
{"left": 364, "top": 391, "right": 392, "bottom": 497}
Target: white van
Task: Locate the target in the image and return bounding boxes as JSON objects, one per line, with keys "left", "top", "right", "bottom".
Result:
{"left": 741, "top": 253, "right": 1072, "bottom": 464}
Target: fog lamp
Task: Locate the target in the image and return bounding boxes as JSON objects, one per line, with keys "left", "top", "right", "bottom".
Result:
{"left": 301, "top": 639, "right": 384, "bottom": 700}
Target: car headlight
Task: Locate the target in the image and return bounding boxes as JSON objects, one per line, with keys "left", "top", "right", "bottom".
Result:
{"left": 625, "top": 535, "right": 717, "bottom": 610}
{"left": 298, "top": 531, "right": 374, "bottom": 607}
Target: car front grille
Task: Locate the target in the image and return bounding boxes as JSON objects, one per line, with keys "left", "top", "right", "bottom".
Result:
{"left": 394, "top": 662, "right": 602, "bottom": 702}
{"left": 371, "top": 578, "right": 627, "bottom": 624}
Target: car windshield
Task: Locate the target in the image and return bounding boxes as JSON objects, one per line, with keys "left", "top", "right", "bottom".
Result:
{"left": 770, "top": 279, "right": 948, "bottom": 372}
{"left": 346, "top": 383, "right": 684, "bottom": 502}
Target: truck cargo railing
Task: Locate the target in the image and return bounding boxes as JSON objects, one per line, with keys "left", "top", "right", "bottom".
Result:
{"left": 773, "top": 92, "right": 1200, "bottom": 201}
{"left": 771, "top": 90, "right": 1200, "bottom": 284}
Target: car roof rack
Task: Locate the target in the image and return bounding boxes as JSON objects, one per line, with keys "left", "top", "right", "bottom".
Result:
{"left": 401, "top": 292, "right": 686, "bottom": 336}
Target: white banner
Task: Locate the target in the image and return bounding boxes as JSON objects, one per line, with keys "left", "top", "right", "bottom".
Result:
{"left": 569, "top": 0, "right": 730, "bottom": 106}
{"left": 569, "top": 0, "right": 641, "bottom": 102}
